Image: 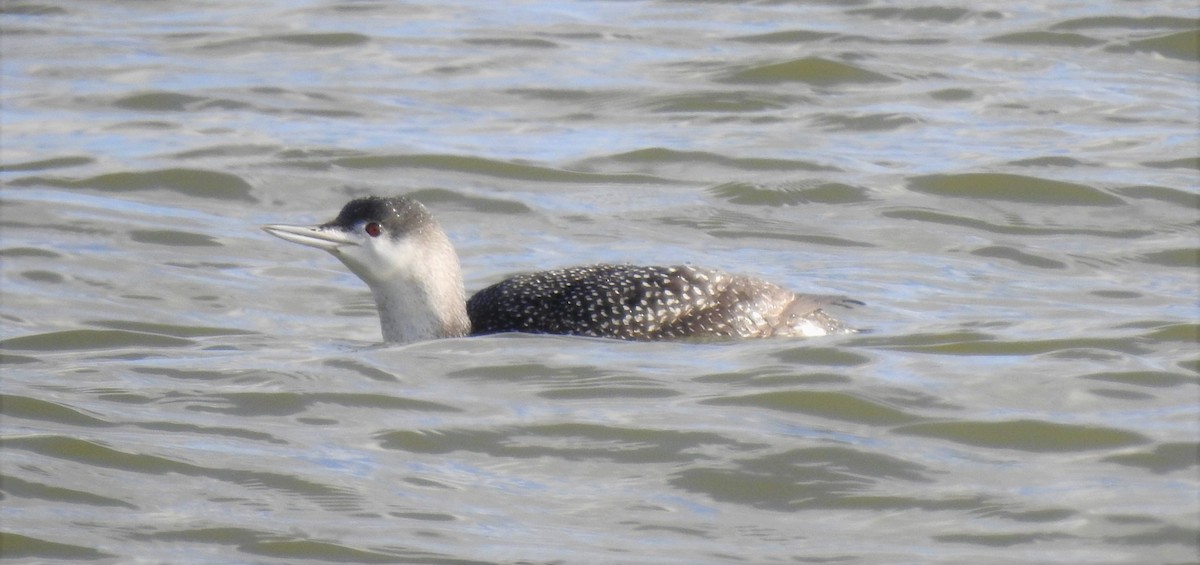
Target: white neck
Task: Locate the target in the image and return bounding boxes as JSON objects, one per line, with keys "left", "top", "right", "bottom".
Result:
{"left": 337, "top": 229, "right": 470, "bottom": 343}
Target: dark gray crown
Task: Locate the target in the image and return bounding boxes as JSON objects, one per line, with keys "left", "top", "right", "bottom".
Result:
{"left": 323, "top": 195, "right": 435, "bottom": 237}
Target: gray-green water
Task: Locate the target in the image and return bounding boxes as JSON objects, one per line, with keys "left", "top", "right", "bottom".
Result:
{"left": 2, "top": 1, "right": 1198, "bottom": 563}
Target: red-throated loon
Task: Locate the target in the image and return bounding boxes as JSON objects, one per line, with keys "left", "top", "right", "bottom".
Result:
{"left": 262, "top": 195, "right": 861, "bottom": 343}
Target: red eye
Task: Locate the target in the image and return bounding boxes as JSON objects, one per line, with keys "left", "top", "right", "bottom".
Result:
{"left": 364, "top": 222, "right": 382, "bottom": 237}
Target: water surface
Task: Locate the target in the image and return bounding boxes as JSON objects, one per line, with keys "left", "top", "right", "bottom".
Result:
{"left": 2, "top": 1, "right": 1198, "bottom": 563}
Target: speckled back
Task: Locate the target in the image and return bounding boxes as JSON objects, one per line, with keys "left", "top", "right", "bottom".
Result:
{"left": 466, "top": 264, "right": 856, "bottom": 340}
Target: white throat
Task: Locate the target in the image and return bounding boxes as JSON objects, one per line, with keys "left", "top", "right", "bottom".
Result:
{"left": 335, "top": 229, "right": 470, "bottom": 343}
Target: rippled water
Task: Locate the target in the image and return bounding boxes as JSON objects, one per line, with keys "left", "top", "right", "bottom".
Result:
{"left": 2, "top": 1, "right": 1198, "bottom": 563}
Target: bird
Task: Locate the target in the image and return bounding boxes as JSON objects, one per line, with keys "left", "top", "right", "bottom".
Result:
{"left": 262, "top": 195, "right": 861, "bottom": 343}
